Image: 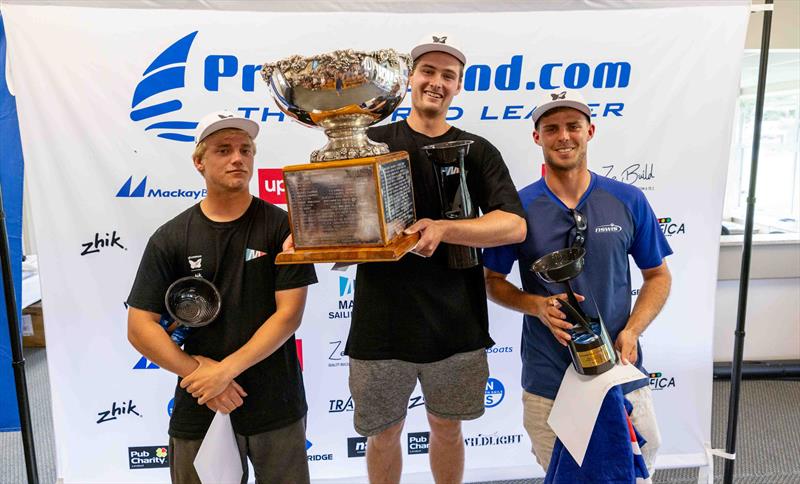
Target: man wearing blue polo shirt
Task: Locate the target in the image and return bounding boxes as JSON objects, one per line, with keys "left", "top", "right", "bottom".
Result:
{"left": 483, "top": 90, "right": 672, "bottom": 475}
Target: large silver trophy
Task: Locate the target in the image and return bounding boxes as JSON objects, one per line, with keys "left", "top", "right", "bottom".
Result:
{"left": 261, "top": 49, "right": 418, "bottom": 264}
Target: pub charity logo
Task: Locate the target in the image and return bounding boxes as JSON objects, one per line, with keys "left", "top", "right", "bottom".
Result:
{"left": 128, "top": 446, "right": 169, "bottom": 469}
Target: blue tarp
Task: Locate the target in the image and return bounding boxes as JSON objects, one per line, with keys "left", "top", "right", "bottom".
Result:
{"left": 0, "top": 12, "right": 25, "bottom": 432}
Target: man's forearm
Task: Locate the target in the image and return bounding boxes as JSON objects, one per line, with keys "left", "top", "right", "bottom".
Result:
{"left": 128, "top": 310, "right": 199, "bottom": 378}
{"left": 218, "top": 308, "right": 302, "bottom": 380}
{"left": 441, "top": 210, "right": 526, "bottom": 248}
{"left": 625, "top": 265, "right": 671, "bottom": 336}
{"left": 485, "top": 270, "right": 539, "bottom": 315}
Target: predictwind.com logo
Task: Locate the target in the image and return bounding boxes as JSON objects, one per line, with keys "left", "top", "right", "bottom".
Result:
{"left": 130, "top": 31, "right": 199, "bottom": 142}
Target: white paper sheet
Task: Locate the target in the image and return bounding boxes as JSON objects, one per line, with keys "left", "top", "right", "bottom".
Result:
{"left": 547, "top": 363, "right": 647, "bottom": 466}
{"left": 194, "top": 412, "right": 243, "bottom": 484}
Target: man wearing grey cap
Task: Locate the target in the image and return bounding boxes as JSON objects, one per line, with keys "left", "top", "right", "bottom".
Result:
{"left": 345, "top": 36, "right": 526, "bottom": 483}
{"left": 127, "top": 111, "right": 317, "bottom": 483}
{"left": 483, "top": 90, "right": 671, "bottom": 475}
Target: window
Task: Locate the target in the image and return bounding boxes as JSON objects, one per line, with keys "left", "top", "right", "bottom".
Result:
{"left": 723, "top": 50, "right": 800, "bottom": 236}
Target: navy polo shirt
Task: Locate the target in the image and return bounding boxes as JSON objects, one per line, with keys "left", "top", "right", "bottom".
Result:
{"left": 484, "top": 172, "right": 672, "bottom": 399}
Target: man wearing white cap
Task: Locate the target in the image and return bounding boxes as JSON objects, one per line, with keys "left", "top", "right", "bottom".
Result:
{"left": 127, "top": 111, "right": 317, "bottom": 483}
{"left": 483, "top": 91, "right": 672, "bottom": 475}
{"left": 345, "top": 36, "right": 526, "bottom": 483}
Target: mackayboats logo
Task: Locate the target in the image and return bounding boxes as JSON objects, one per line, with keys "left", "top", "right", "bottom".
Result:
{"left": 486, "top": 345, "right": 513, "bottom": 355}
{"left": 649, "top": 371, "right": 677, "bottom": 391}
{"left": 130, "top": 31, "right": 199, "bottom": 142}
{"left": 408, "top": 432, "right": 430, "bottom": 455}
{"left": 128, "top": 446, "right": 169, "bottom": 469}
{"left": 659, "top": 217, "right": 686, "bottom": 237}
{"left": 258, "top": 169, "right": 286, "bottom": 204}
{"left": 116, "top": 176, "right": 206, "bottom": 200}
{"left": 305, "top": 439, "right": 334, "bottom": 462}
{"left": 329, "top": 275, "right": 355, "bottom": 320}
{"left": 484, "top": 377, "right": 505, "bottom": 408}
{"left": 464, "top": 432, "right": 524, "bottom": 447}
{"left": 133, "top": 356, "right": 159, "bottom": 370}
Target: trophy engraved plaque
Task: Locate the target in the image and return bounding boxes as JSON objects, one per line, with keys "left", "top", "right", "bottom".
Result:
{"left": 422, "top": 140, "right": 479, "bottom": 269}
{"left": 531, "top": 247, "right": 617, "bottom": 375}
{"left": 262, "top": 49, "right": 418, "bottom": 264}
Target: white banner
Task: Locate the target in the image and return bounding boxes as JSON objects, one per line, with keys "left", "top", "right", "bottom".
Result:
{"left": 4, "top": 3, "right": 748, "bottom": 482}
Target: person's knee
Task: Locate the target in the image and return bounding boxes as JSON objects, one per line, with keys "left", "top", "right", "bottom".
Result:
{"left": 369, "top": 420, "right": 404, "bottom": 451}
{"left": 427, "top": 413, "right": 462, "bottom": 444}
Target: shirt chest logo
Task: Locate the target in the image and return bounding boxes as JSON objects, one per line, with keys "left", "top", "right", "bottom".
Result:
{"left": 187, "top": 255, "right": 202, "bottom": 272}
{"left": 245, "top": 248, "right": 267, "bottom": 262}
{"left": 594, "top": 223, "right": 622, "bottom": 234}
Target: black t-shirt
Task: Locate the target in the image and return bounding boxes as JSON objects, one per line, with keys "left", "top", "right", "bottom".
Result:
{"left": 127, "top": 197, "right": 317, "bottom": 439}
{"left": 345, "top": 120, "right": 524, "bottom": 363}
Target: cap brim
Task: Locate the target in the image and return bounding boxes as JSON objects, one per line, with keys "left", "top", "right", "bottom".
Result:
{"left": 531, "top": 100, "right": 591, "bottom": 126}
{"left": 410, "top": 44, "right": 466, "bottom": 65}
{"left": 196, "top": 118, "right": 259, "bottom": 144}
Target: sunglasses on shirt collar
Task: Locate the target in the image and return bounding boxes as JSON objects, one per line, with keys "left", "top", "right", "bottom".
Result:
{"left": 570, "top": 208, "right": 587, "bottom": 248}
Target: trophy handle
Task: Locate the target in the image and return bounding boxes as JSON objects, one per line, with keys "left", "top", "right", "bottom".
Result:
{"left": 561, "top": 281, "right": 594, "bottom": 334}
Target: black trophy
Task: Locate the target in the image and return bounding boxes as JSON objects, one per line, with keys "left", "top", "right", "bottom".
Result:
{"left": 164, "top": 275, "right": 221, "bottom": 330}
{"left": 422, "top": 139, "right": 478, "bottom": 269}
{"left": 531, "top": 244, "right": 617, "bottom": 376}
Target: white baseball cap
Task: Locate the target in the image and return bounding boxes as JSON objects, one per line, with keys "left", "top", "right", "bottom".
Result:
{"left": 194, "top": 110, "right": 259, "bottom": 145}
{"left": 410, "top": 34, "right": 466, "bottom": 65}
{"left": 531, "top": 90, "right": 592, "bottom": 126}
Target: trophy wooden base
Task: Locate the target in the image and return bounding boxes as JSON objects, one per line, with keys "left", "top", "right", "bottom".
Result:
{"left": 275, "top": 232, "right": 419, "bottom": 265}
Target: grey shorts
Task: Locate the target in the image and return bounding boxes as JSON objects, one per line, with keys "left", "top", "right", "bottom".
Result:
{"left": 348, "top": 348, "right": 489, "bottom": 436}
{"left": 169, "top": 417, "right": 309, "bottom": 484}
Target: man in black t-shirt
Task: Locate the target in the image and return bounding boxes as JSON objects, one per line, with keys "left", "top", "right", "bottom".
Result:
{"left": 345, "top": 36, "right": 526, "bottom": 483}
{"left": 127, "top": 111, "right": 317, "bottom": 484}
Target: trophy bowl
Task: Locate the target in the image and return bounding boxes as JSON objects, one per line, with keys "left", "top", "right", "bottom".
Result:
{"left": 164, "top": 276, "right": 221, "bottom": 328}
{"left": 262, "top": 49, "right": 412, "bottom": 162}
{"left": 531, "top": 247, "right": 586, "bottom": 284}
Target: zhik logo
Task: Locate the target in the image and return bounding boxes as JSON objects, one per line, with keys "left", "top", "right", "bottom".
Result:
{"left": 80, "top": 231, "right": 127, "bottom": 255}
{"left": 97, "top": 400, "right": 141, "bottom": 424}
{"left": 130, "top": 31, "right": 199, "bottom": 142}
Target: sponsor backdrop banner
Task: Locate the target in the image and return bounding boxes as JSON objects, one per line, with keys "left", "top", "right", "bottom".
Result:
{"left": 3, "top": 3, "right": 747, "bottom": 482}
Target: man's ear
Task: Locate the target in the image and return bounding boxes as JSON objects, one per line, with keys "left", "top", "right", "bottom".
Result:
{"left": 193, "top": 156, "right": 204, "bottom": 174}
{"left": 533, "top": 129, "right": 542, "bottom": 146}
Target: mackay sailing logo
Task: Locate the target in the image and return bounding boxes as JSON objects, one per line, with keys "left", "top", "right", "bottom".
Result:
{"left": 329, "top": 275, "right": 355, "bottom": 320}
{"left": 116, "top": 176, "right": 206, "bottom": 199}
{"left": 130, "top": 31, "right": 199, "bottom": 142}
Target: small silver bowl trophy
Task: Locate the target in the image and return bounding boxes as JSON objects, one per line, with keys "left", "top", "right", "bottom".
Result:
{"left": 159, "top": 276, "right": 222, "bottom": 345}
{"left": 531, "top": 228, "right": 617, "bottom": 375}
{"left": 261, "top": 49, "right": 418, "bottom": 264}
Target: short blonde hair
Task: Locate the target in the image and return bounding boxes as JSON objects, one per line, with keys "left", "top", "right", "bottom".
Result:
{"left": 192, "top": 128, "right": 257, "bottom": 161}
